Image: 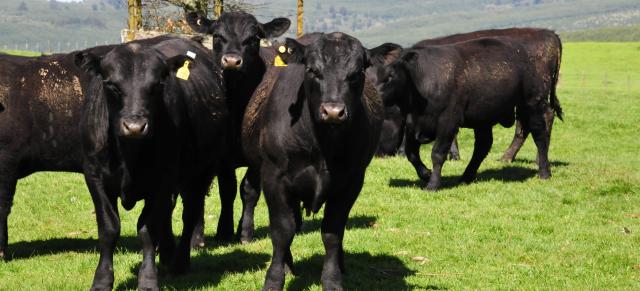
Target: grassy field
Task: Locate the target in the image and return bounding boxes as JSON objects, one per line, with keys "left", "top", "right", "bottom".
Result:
{"left": 0, "top": 42, "right": 639, "bottom": 290}
{"left": 0, "top": 49, "right": 42, "bottom": 57}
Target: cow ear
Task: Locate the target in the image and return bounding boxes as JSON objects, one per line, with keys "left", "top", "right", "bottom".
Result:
{"left": 74, "top": 51, "right": 102, "bottom": 76}
{"left": 277, "top": 38, "right": 306, "bottom": 65}
{"left": 186, "top": 12, "right": 216, "bottom": 34}
{"left": 369, "top": 43, "right": 403, "bottom": 66}
{"left": 262, "top": 18, "right": 291, "bottom": 38}
{"left": 166, "top": 55, "right": 194, "bottom": 75}
{"left": 401, "top": 51, "right": 418, "bottom": 64}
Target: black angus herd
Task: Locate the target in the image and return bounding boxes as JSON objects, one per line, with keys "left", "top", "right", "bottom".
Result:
{"left": 0, "top": 10, "right": 563, "bottom": 291}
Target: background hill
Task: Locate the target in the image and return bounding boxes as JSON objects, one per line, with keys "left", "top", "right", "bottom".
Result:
{"left": 1, "top": 0, "right": 640, "bottom": 52}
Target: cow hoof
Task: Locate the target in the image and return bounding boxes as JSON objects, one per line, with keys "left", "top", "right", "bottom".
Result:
{"left": 500, "top": 154, "right": 515, "bottom": 163}
{"left": 0, "top": 250, "right": 6, "bottom": 261}
{"left": 424, "top": 183, "right": 439, "bottom": 192}
{"left": 449, "top": 153, "right": 460, "bottom": 161}
{"left": 321, "top": 280, "right": 344, "bottom": 291}
{"left": 190, "top": 235, "right": 205, "bottom": 249}
{"left": 137, "top": 281, "right": 160, "bottom": 291}
{"left": 539, "top": 171, "right": 551, "bottom": 180}
{"left": 460, "top": 174, "right": 476, "bottom": 184}
{"left": 261, "top": 283, "right": 283, "bottom": 291}
{"left": 238, "top": 231, "right": 254, "bottom": 244}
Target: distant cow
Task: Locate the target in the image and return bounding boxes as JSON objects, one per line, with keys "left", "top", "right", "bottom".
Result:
{"left": 369, "top": 28, "right": 563, "bottom": 161}
{"left": 0, "top": 36, "right": 173, "bottom": 260}
{"left": 186, "top": 11, "right": 291, "bottom": 245}
{"left": 242, "top": 33, "right": 383, "bottom": 291}
{"left": 75, "top": 38, "right": 227, "bottom": 290}
{"left": 414, "top": 28, "right": 563, "bottom": 162}
{"left": 374, "top": 37, "right": 553, "bottom": 191}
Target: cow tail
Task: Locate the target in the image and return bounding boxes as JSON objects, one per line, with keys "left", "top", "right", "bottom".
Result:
{"left": 550, "top": 32, "right": 564, "bottom": 121}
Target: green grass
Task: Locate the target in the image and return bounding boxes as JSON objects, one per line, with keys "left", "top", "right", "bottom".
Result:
{"left": 0, "top": 49, "right": 41, "bottom": 57}
{"left": 1, "top": 42, "right": 639, "bottom": 290}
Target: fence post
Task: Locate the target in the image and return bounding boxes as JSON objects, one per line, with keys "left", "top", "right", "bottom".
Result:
{"left": 214, "top": 0, "right": 223, "bottom": 19}
{"left": 127, "top": 0, "right": 142, "bottom": 42}
{"left": 297, "top": 0, "right": 304, "bottom": 38}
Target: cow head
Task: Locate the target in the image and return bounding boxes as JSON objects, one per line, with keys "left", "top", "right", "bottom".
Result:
{"left": 74, "top": 44, "right": 191, "bottom": 139}
{"left": 282, "top": 32, "right": 370, "bottom": 126}
{"left": 187, "top": 11, "right": 290, "bottom": 72}
{"left": 367, "top": 43, "right": 408, "bottom": 107}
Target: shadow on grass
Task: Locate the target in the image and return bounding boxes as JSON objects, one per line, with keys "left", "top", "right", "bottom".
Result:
{"left": 115, "top": 249, "right": 270, "bottom": 290}
{"left": 7, "top": 235, "right": 142, "bottom": 260}
{"left": 286, "top": 252, "right": 440, "bottom": 290}
{"left": 510, "top": 158, "right": 570, "bottom": 168}
{"left": 249, "top": 215, "right": 377, "bottom": 241}
{"left": 389, "top": 164, "right": 551, "bottom": 190}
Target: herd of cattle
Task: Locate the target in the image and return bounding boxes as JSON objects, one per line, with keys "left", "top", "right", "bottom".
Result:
{"left": 0, "top": 10, "right": 563, "bottom": 291}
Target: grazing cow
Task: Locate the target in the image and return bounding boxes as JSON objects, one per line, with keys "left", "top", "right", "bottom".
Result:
{"left": 369, "top": 28, "right": 563, "bottom": 161}
{"left": 186, "top": 11, "right": 291, "bottom": 245}
{"left": 242, "top": 33, "right": 383, "bottom": 291}
{"left": 0, "top": 36, "right": 174, "bottom": 260}
{"left": 380, "top": 37, "right": 553, "bottom": 191}
{"left": 75, "top": 38, "right": 227, "bottom": 290}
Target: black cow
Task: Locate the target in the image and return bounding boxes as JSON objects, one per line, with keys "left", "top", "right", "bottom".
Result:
{"left": 378, "top": 37, "right": 553, "bottom": 191}
{"left": 0, "top": 36, "right": 174, "bottom": 260}
{"left": 186, "top": 11, "right": 291, "bottom": 245}
{"left": 75, "top": 38, "right": 227, "bottom": 290}
{"left": 369, "top": 28, "right": 563, "bottom": 161}
{"left": 242, "top": 33, "right": 383, "bottom": 291}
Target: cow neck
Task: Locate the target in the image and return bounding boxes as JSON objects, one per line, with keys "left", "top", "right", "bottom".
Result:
{"left": 224, "top": 60, "right": 266, "bottom": 117}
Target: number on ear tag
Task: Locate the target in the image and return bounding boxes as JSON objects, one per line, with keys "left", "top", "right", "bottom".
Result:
{"left": 274, "top": 55, "right": 287, "bottom": 67}
{"left": 176, "top": 60, "right": 191, "bottom": 80}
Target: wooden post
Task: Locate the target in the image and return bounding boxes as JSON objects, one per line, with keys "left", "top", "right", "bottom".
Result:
{"left": 127, "top": 0, "right": 142, "bottom": 41}
{"left": 297, "top": 0, "right": 304, "bottom": 38}
{"left": 214, "top": 0, "right": 224, "bottom": 18}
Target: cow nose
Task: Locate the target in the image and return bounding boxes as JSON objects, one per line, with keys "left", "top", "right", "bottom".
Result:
{"left": 319, "top": 103, "right": 348, "bottom": 124}
{"left": 121, "top": 118, "right": 149, "bottom": 138}
{"left": 221, "top": 54, "right": 243, "bottom": 70}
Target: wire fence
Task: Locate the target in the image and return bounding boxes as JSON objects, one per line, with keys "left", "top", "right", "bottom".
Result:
{"left": 559, "top": 73, "right": 640, "bottom": 91}
{"left": 0, "top": 39, "right": 121, "bottom": 54}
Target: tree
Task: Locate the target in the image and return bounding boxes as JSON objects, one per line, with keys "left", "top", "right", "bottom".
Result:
{"left": 17, "top": 1, "right": 28, "bottom": 12}
{"left": 49, "top": 0, "right": 60, "bottom": 10}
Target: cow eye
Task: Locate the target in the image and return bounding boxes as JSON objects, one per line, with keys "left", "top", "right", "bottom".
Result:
{"left": 213, "top": 33, "right": 227, "bottom": 43}
{"left": 242, "top": 36, "right": 259, "bottom": 46}
{"left": 306, "top": 67, "right": 322, "bottom": 79}
{"left": 103, "top": 81, "right": 122, "bottom": 95}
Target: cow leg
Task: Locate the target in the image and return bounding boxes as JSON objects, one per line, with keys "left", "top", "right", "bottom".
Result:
{"left": 320, "top": 175, "right": 362, "bottom": 291}
{"left": 215, "top": 165, "right": 236, "bottom": 241}
{"left": 86, "top": 177, "right": 120, "bottom": 291}
{"left": 237, "top": 167, "right": 261, "bottom": 243}
{"left": 137, "top": 204, "right": 159, "bottom": 291}
{"left": 0, "top": 165, "right": 17, "bottom": 260}
{"left": 527, "top": 109, "right": 552, "bottom": 179}
{"left": 404, "top": 126, "right": 431, "bottom": 181}
{"left": 262, "top": 166, "right": 296, "bottom": 291}
{"left": 461, "top": 127, "right": 494, "bottom": 184}
{"left": 448, "top": 135, "right": 461, "bottom": 161}
{"left": 501, "top": 120, "right": 529, "bottom": 163}
{"left": 426, "top": 129, "right": 457, "bottom": 191}
{"left": 174, "top": 176, "right": 211, "bottom": 274}
{"left": 189, "top": 204, "right": 205, "bottom": 249}
{"left": 539, "top": 105, "right": 556, "bottom": 166}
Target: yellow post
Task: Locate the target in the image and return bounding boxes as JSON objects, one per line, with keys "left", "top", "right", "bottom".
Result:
{"left": 127, "top": 0, "right": 142, "bottom": 41}
{"left": 297, "top": 0, "right": 304, "bottom": 38}
{"left": 214, "top": 0, "right": 224, "bottom": 19}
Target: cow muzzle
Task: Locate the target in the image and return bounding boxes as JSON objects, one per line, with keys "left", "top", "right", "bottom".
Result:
{"left": 120, "top": 116, "right": 149, "bottom": 138}
{"left": 221, "top": 54, "right": 243, "bottom": 70}
{"left": 319, "top": 102, "right": 348, "bottom": 124}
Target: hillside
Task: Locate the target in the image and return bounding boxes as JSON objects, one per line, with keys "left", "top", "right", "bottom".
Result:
{"left": 1, "top": 0, "right": 640, "bottom": 51}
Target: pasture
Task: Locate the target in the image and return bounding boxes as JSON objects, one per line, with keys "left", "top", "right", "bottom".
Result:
{"left": 0, "top": 42, "right": 638, "bottom": 290}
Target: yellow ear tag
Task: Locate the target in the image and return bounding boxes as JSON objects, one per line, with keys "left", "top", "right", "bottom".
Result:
{"left": 274, "top": 55, "right": 287, "bottom": 67}
{"left": 176, "top": 60, "right": 191, "bottom": 81}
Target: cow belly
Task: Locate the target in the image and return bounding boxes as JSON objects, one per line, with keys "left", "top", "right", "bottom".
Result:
{"left": 463, "top": 95, "right": 516, "bottom": 128}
